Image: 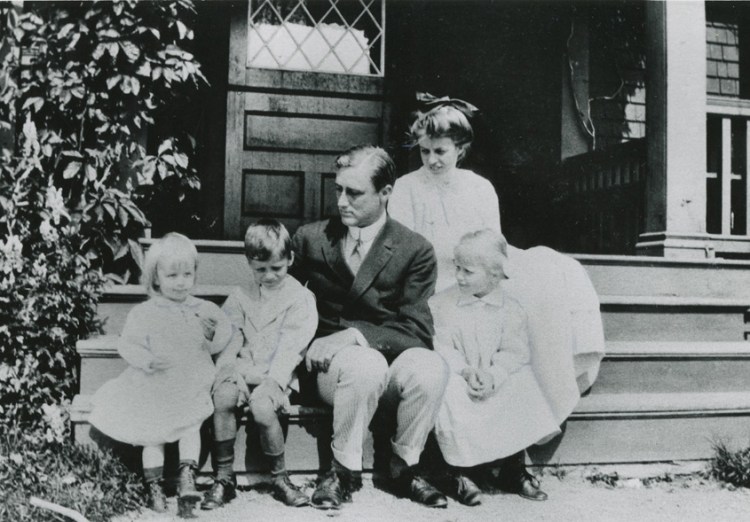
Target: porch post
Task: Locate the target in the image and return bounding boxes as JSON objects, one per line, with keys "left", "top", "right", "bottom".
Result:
{"left": 636, "top": 1, "right": 709, "bottom": 258}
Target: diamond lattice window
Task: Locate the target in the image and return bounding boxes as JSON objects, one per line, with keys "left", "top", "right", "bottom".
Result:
{"left": 247, "top": 0, "right": 385, "bottom": 76}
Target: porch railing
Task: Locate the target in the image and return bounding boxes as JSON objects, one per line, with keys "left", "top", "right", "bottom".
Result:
{"left": 550, "top": 139, "right": 646, "bottom": 255}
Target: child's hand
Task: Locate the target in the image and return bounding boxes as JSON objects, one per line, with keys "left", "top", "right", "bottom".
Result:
{"left": 460, "top": 367, "right": 487, "bottom": 393}
{"left": 199, "top": 313, "right": 218, "bottom": 341}
{"left": 149, "top": 355, "right": 172, "bottom": 372}
{"left": 468, "top": 369, "right": 495, "bottom": 401}
{"left": 460, "top": 367, "right": 479, "bottom": 388}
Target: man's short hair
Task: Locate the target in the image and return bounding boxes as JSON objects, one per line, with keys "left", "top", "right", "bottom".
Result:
{"left": 335, "top": 145, "right": 395, "bottom": 192}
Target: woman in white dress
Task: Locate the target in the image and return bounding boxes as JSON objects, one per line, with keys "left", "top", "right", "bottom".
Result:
{"left": 388, "top": 94, "right": 606, "bottom": 499}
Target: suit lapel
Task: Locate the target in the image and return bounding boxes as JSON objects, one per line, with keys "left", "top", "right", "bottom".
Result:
{"left": 321, "top": 219, "right": 353, "bottom": 285}
{"left": 347, "top": 218, "right": 396, "bottom": 302}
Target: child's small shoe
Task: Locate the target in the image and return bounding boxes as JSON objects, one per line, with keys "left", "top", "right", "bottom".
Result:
{"left": 146, "top": 480, "right": 168, "bottom": 513}
{"left": 454, "top": 474, "right": 482, "bottom": 506}
{"left": 201, "top": 480, "right": 236, "bottom": 510}
{"left": 271, "top": 472, "right": 310, "bottom": 507}
{"left": 178, "top": 463, "right": 201, "bottom": 501}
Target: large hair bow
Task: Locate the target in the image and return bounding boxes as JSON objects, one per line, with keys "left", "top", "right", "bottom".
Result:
{"left": 416, "top": 92, "right": 479, "bottom": 118}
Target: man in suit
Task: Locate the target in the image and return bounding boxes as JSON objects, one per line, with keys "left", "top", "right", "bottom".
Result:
{"left": 291, "top": 145, "right": 449, "bottom": 510}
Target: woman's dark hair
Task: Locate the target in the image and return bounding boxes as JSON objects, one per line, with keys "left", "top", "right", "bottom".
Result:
{"left": 409, "top": 105, "right": 474, "bottom": 161}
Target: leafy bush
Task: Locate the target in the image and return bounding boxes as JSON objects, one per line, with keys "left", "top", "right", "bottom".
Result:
{"left": 0, "top": 421, "right": 145, "bottom": 522}
{"left": 709, "top": 440, "right": 750, "bottom": 489}
{"left": 0, "top": 0, "right": 206, "bottom": 429}
{"left": 0, "top": 202, "right": 104, "bottom": 425}
{"left": 2, "top": 0, "right": 206, "bottom": 282}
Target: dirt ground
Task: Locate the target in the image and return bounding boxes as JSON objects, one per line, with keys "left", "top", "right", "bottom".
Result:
{"left": 113, "top": 462, "right": 750, "bottom": 522}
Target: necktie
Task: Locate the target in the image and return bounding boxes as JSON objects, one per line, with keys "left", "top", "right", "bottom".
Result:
{"left": 349, "top": 235, "right": 363, "bottom": 275}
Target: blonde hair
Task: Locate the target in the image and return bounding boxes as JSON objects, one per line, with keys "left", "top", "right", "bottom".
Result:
{"left": 454, "top": 229, "right": 509, "bottom": 277}
{"left": 409, "top": 105, "right": 474, "bottom": 161}
{"left": 141, "top": 232, "right": 199, "bottom": 295}
{"left": 244, "top": 218, "right": 292, "bottom": 261}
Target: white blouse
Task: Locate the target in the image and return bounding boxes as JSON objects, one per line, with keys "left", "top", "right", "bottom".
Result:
{"left": 388, "top": 167, "right": 501, "bottom": 292}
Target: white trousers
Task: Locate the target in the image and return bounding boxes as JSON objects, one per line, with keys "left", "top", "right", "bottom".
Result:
{"left": 317, "top": 346, "right": 449, "bottom": 471}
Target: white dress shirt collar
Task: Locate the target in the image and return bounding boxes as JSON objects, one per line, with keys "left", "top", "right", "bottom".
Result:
{"left": 347, "top": 211, "right": 387, "bottom": 245}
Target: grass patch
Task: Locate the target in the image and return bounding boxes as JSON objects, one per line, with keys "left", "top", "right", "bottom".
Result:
{"left": 641, "top": 473, "right": 674, "bottom": 487}
{"left": 0, "top": 425, "right": 146, "bottom": 522}
{"left": 709, "top": 440, "right": 750, "bottom": 489}
{"left": 585, "top": 470, "right": 619, "bottom": 487}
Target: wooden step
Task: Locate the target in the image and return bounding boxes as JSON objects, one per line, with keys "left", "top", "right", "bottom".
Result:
{"left": 530, "top": 391, "right": 750, "bottom": 464}
{"left": 599, "top": 295, "right": 750, "bottom": 342}
{"left": 72, "top": 390, "right": 750, "bottom": 468}
{"left": 576, "top": 254, "right": 750, "bottom": 299}
{"left": 139, "top": 239, "right": 248, "bottom": 286}
{"left": 98, "top": 286, "right": 750, "bottom": 341}
{"left": 79, "top": 336, "right": 750, "bottom": 396}
{"left": 593, "top": 341, "right": 750, "bottom": 394}
{"left": 549, "top": 392, "right": 750, "bottom": 464}
{"left": 97, "top": 285, "right": 234, "bottom": 334}
{"left": 141, "top": 239, "right": 750, "bottom": 299}
{"left": 78, "top": 336, "right": 126, "bottom": 395}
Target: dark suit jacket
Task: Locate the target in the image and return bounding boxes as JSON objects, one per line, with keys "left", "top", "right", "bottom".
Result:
{"left": 291, "top": 216, "right": 437, "bottom": 361}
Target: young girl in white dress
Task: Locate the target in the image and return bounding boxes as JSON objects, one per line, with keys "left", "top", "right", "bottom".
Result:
{"left": 89, "top": 232, "right": 234, "bottom": 513}
{"left": 430, "top": 230, "right": 560, "bottom": 505}
{"left": 389, "top": 96, "right": 605, "bottom": 499}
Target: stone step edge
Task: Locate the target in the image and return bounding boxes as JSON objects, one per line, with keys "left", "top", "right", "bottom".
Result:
{"left": 100, "top": 286, "right": 750, "bottom": 308}
{"left": 70, "top": 394, "right": 330, "bottom": 424}
{"left": 604, "top": 341, "right": 750, "bottom": 358}
{"left": 99, "top": 285, "right": 236, "bottom": 303}
{"left": 600, "top": 295, "right": 750, "bottom": 307}
{"left": 70, "top": 391, "right": 750, "bottom": 425}
{"left": 144, "top": 237, "right": 750, "bottom": 270}
{"left": 76, "top": 336, "right": 750, "bottom": 359}
{"left": 101, "top": 285, "right": 750, "bottom": 309}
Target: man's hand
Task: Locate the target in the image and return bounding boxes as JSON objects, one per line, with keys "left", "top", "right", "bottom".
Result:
{"left": 305, "top": 328, "right": 367, "bottom": 373}
{"left": 250, "top": 377, "right": 287, "bottom": 411}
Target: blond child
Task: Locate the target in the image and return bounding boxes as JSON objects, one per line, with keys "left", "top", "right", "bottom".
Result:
{"left": 89, "top": 233, "right": 234, "bottom": 513}
{"left": 429, "top": 229, "right": 560, "bottom": 505}
{"left": 202, "top": 219, "right": 318, "bottom": 510}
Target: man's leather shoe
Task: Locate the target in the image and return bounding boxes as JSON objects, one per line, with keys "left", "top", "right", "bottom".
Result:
{"left": 311, "top": 470, "right": 350, "bottom": 510}
{"left": 271, "top": 473, "right": 310, "bottom": 507}
{"left": 201, "top": 481, "right": 236, "bottom": 510}
{"left": 517, "top": 474, "right": 548, "bottom": 501}
{"left": 455, "top": 474, "right": 482, "bottom": 506}
{"left": 396, "top": 473, "right": 448, "bottom": 508}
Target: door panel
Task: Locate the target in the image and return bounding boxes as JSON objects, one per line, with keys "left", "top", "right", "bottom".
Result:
{"left": 224, "top": 1, "right": 385, "bottom": 239}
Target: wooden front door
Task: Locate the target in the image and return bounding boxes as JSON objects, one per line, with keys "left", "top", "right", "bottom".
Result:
{"left": 223, "top": 2, "right": 386, "bottom": 239}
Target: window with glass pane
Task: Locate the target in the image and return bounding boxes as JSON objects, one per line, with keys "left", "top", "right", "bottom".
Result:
{"left": 247, "top": 0, "right": 385, "bottom": 76}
